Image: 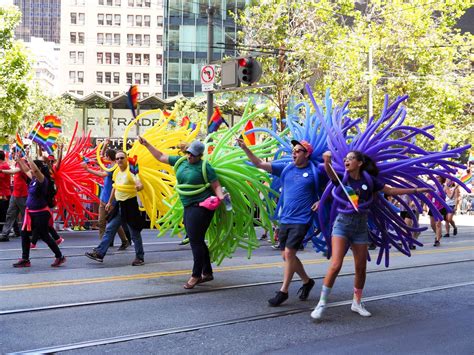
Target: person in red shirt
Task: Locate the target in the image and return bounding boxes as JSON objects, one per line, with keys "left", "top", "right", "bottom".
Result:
{"left": 0, "top": 151, "right": 29, "bottom": 242}
{"left": 0, "top": 151, "right": 12, "bottom": 234}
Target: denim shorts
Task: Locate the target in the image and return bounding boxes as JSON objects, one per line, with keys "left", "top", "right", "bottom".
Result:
{"left": 332, "top": 213, "right": 369, "bottom": 245}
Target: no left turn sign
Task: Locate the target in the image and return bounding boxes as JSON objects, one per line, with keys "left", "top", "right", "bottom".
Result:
{"left": 201, "top": 65, "right": 215, "bottom": 84}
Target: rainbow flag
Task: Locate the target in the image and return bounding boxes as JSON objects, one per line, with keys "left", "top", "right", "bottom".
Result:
{"left": 128, "top": 155, "right": 139, "bottom": 175}
{"left": 43, "top": 115, "right": 62, "bottom": 132}
{"left": 240, "top": 120, "right": 256, "bottom": 145}
{"left": 345, "top": 185, "right": 359, "bottom": 209}
{"left": 461, "top": 172, "right": 472, "bottom": 184}
{"left": 180, "top": 116, "right": 196, "bottom": 131}
{"left": 28, "top": 122, "right": 56, "bottom": 154}
{"left": 208, "top": 107, "right": 225, "bottom": 133}
{"left": 15, "top": 133, "right": 25, "bottom": 154}
{"left": 127, "top": 85, "right": 139, "bottom": 118}
{"left": 93, "top": 182, "right": 103, "bottom": 197}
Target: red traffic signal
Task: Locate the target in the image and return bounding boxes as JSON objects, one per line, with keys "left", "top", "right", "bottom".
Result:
{"left": 237, "top": 57, "right": 262, "bottom": 85}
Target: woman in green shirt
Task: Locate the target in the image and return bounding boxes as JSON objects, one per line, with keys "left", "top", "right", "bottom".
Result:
{"left": 139, "top": 137, "right": 226, "bottom": 289}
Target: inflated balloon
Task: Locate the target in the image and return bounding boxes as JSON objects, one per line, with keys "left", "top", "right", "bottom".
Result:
{"left": 121, "top": 108, "right": 199, "bottom": 228}
{"left": 305, "top": 84, "right": 471, "bottom": 266}
{"left": 157, "top": 101, "right": 279, "bottom": 265}
{"left": 53, "top": 122, "right": 102, "bottom": 227}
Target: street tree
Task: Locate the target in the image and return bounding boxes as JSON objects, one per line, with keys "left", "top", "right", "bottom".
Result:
{"left": 0, "top": 6, "right": 31, "bottom": 140}
{"left": 232, "top": 0, "right": 473, "bottom": 150}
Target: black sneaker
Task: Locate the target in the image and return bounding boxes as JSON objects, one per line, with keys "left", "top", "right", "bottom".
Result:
{"left": 179, "top": 238, "right": 190, "bottom": 246}
{"left": 85, "top": 251, "right": 104, "bottom": 262}
{"left": 268, "top": 291, "right": 288, "bottom": 307}
{"left": 0, "top": 235, "right": 10, "bottom": 242}
{"left": 453, "top": 227, "right": 458, "bottom": 236}
{"left": 368, "top": 243, "right": 376, "bottom": 250}
{"left": 433, "top": 240, "right": 440, "bottom": 247}
{"left": 297, "top": 278, "right": 315, "bottom": 300}
{"left": 117, "top": 242, "right": 130, "bottom": 251}
{"left": 443, "top": 233, "right": 450, "bottom": 238}
{"left": 13, "top": 259, "right": 31, "bottom": 268}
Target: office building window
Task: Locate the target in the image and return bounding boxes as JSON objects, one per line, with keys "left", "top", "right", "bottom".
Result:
{"left": 98, "top": 13, "right": 104, "bottom": 25}
{"left": 126, "top": 53, "right": 133, "bottom": 64}
{"left": 136, "top": 0, "right": 143, "bottom": 7}
{"left": 114, "top": 33, "right": 120, "bottom": 45}
{"left": 127, "top": 15, "right": 133, "bottom": 26}
{"left": 105, "top": 72, "right": 111, "bottom": 83}
{"left": 135, "top": 34, "right": 142, "bottom": 46}
{"left": 142, "top": 92, "right": 149, "bottom": 98}
{"left": 77, "top": 90, "right": 84, "bottom": 95}
{"left": 105, "top": 52, "right": 112, "bottom": 64}
{"left": 128, "top": 0, "right": 133, "bottom": 6}
{"left": 70, "top": 32, "right": 77, "bottom": 43}
{"left": 134, "top": 72, "right": 141, "bottom": 84}
{"left": 71, "top": 13, "right": 77, "bottom": 24}
{"left": 97, "top": 72, "right": 103, "bottom": 83}
{"left": 127, "top": 34, "right": 133, "bottom": 45}
{"left": 97, "top": 52, "right": 103, "bottom": 64}
{"left": 104, "top": 91, "right": 111, "bottom": 97}
{"left": 156, "top": 54, "right": 162, "bottom": 66}
{"left": 156, "top": 35, "right": 162, "bottom": 46}
{"left": 114, "top": 14, "right": 121, "bottom": 26}
{"left": 136, "top": 15, "right": 142, "bottom": 27}
{"left": 126, "top": 72, "right": 132, "bottom": 84}
{"left": 144, "top": 35, "right": 150, "bottom": 47}
{"left": 113, "top": 72, "right": 120, "bottom": 84}
{"left": 144, "top": 15, "right": 150, "bottom": 27}
{"left": 106, "top": 33, "right": 112, "bottom": 45}
{"left": 143, "top": 73, "right": 149, "bottom": 85}
{"left": 134, "top": 53, "right": 141, "bottom": 65}
{"left": 97, "top": 33, "right": 104, "bottom": 45}
{"left": 78, "top": 32, "right": 85, "bottom": 44}
{"left": 115, "top": 0, "right": 121, "bottom": 5}
{"left": 143, "top": 54, "right": 150, "bottom": 65}
{"left": 78, "top": 51, "right": 84, "bottom": 64}
{"left": 113, "top": 91, "right": 120, "bottom": 97}
{"left": 69, "top": 51, "right": 76, "bottom": 64}
{"left": 78, "top": 13, "right": 85, "bottom": 25}
{"left": 106, "top": 0, "right": 112, "bottom": 5}
{"left": 106, "top": 14, "right": 113, "bottom": 26}
{"left": 145, "top": 0, "right": 150, "bottom": 7}
{"left": 78, "top": 71, "right": 84, "bottom": 83}
{"left": 114, "top": 53, "right": 120, "bottom": 64}
{"left": 69, "top": 71, "right": 76, "bottom": 84}
{"left": 156, "top": 73, "right": 162, "bottom": 85}
{"left": 157, "top": 16, "right": 163, "bottom": 26}
{"left": 98, "top": 0, "right": 104, "bottom": 4}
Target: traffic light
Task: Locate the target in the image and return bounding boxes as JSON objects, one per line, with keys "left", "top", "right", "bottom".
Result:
{"left": 237, "top": 57, "right": 262, "bottom": 85}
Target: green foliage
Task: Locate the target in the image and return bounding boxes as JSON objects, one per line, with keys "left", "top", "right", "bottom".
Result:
{"left": 229, "top": 0, "right": 473, "bottom": 150}
{"left": 0, "top": 6, "right": 31, "bottom": 140}
{"left": 20, "top": 85, "right": 75, "bottom": 133}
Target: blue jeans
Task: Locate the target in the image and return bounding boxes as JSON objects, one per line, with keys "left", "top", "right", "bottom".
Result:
{"left": 96, "top": 206, "right": 144, "bottom": 260}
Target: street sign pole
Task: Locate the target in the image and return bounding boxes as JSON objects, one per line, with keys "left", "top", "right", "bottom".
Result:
{"left": 206, "top": 6, "right": 215, "bottom": 131}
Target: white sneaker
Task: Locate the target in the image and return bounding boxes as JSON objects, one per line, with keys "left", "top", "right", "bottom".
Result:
{"left": 310, "top": 302, "right": 326, "bottom": 320}
{"left": 351, "top": 301, "right": 371, "bottom": 317}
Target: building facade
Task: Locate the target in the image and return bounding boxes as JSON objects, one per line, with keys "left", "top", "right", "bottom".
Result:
{"left": 163, "top": 0, "right": 246, "bottom": 98}
{"left": 59, "top": 0, "right": 165, "bottom": 99}
{"left": 14, "top": 0, "right": 61, "bottom": 43}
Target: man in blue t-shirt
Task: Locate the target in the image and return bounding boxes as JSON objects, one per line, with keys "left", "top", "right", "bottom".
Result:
{"left": 238, "top": 138, "right": 319, "bottom": 306}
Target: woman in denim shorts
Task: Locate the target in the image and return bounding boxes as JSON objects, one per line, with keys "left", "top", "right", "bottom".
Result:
{"left": 311, "top": 150, "right": 430, "bottom": 320}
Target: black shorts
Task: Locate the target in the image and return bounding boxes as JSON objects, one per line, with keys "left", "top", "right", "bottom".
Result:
{"left": 400, "top": 210, "right": 417, "bottom": 220}
{"left": 428, "top": 208, "right": 447, "bottom": 218}
{"left": 278, "top": 223, "right": 310, "bottom": 250}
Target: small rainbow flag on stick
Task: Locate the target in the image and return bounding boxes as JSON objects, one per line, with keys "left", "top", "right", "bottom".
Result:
{"left": 94, "top": 182, "right": 103, "bottom": 197}
{"left": 43, "top": 115, "right": 62, "bottom": 132}
{"left": 128, "top": 155, "right": 139, "bottom": 175}
{"left": 15, "top": 133, "right": 25, "bottom": 155}
{"left": 344, "top": 186, "right": 359, "bottom": 210}
{"left": 208, "top": 107, "right": 228, "bottom": 133}
{"left": 461, "top": 172, "right": 472, "bottom": 184}
{"left": 127, "top": 85, "right": 139, "bottom": 118}
{"left": 180, "top": 116, "right": 196, "bottom": 131}
{"left": 240, "top": 120, "right": 256, "bottom": 146}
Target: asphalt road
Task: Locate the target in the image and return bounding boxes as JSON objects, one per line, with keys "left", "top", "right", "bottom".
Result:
{"left": 0, "top": 218, "right": 472, "bottom": 354}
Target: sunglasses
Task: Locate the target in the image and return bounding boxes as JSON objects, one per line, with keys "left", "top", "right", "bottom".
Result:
{"left": 293, "top": 148, "right": 306, "bottom": 154}
{"left": 116, "top": 157, "right": 126, "bottom": 161}
{"left": 186, "top": 152, "right": 197, "bottom": 157}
